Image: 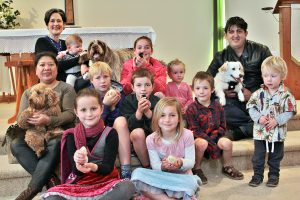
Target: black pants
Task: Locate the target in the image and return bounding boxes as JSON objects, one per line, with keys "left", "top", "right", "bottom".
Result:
{"left": 252, "top": 140, "right": 284, "bottom": 180}
{"left": 224, "top": 97, "right": 253, "bottom": 140}
{"left": 11, "top": 137, "right": 61, "bottom": 191}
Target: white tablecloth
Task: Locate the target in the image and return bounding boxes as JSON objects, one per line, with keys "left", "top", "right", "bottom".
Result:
{"left": 0, "top": 26, "right": 156, "bottom": 53}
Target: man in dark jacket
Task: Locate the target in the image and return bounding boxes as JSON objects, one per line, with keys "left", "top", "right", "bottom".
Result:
{"left": 207, "top": 16, "right": 272, "bottom": 140}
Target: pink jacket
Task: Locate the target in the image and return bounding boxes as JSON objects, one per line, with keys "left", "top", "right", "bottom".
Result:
{"left": 120, "top": 57, "right": 167, "bottom": 95}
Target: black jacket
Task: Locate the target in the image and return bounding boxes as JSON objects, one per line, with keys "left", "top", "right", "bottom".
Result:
{"left": 207, "top": 40, "right": 272, "bottom": 93}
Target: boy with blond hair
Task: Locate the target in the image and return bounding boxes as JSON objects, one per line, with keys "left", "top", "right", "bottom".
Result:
{"left": 247, "top": 56, "right": 296, "bottom": 187}
{"left": 88, "top": 61, "right": 132, "bottom": 179}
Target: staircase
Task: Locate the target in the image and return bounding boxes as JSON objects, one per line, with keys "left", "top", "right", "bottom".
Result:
{"left": 1, "top": 102, "right": 300, "bottom": 199}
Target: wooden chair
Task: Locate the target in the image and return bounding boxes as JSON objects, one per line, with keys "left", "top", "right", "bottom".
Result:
{"left": 4, "top": 53, "right": 38, "bottom": 123}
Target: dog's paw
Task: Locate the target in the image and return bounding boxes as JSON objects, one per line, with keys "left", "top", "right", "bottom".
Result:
{"left": 219, "top": 97, "right": 226, "bottom": 106}
{"left": 238, "top": 92, "right": 245, "bottom": 102}
{"left": 78, "top": 51, "right": 89, "bottom": 64}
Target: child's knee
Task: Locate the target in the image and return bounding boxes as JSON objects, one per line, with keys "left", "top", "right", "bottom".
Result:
{"left": 218, "top": 138, "right": 232, "bottom": 150}
{"left": 113, "top": 117, "right": 129, "bottom": 135}
{"left": 195, "top": 138, "right": 208, "bottom": 151}
{"left": 130, "top": 128, "right": 145, "bottom": 142}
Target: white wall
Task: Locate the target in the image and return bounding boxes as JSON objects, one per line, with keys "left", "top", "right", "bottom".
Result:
{"left": 10, "top": 0, "right": 279, "bottom": 83}
{"left": 12, "top": 0, "right": 213, "bottom": 84}
{"left": 225, "top": 0, "right": 279, "bottom": 55}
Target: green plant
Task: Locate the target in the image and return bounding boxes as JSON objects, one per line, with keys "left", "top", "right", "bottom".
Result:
{"left": 0, "top": 0, "right": 20, "bottom": 29}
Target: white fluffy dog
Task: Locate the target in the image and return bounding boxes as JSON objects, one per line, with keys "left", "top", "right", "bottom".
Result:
{"left": 214, "top": 61, "right": 245, "bottom": 106}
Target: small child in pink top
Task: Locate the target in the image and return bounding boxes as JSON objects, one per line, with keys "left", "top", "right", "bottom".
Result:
{"left": 166, "top": 59, "right": 193, "bottom": 114}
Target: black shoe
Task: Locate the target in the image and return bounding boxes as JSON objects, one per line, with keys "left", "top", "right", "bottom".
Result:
{"left": 249, "top": 176, "right": 263, "bottom": 187}
{"left": 192, "top": 168, "right": 208, "bottom": 185}
{"left": 266, "top": 176, "right": 279, "bottom": 187}
{"left": 15, "top": 186, "right": 39, "bottom": 200}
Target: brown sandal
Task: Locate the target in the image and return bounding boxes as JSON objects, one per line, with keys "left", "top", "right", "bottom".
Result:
{"left": 222, "top": 165, "right": 244, "bottom": 180}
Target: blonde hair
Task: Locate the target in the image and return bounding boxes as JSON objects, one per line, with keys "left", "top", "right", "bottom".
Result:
{"left": 261, "top": 56, "right": 288, "bottom": 80}
{"left": 167, "top": 58, "right": 186, "bottom": 75}
{"left": 88, "top": 61, "right": 112, "bottom": 80}
{"left": 65, "top": 34, "right": 82, "bottom": 46}
{"left": 151, "top": 97, "right": 184, "bottom": 141}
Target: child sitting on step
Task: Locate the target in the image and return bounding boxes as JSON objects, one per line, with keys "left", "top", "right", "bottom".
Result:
{"left": 247, "top": 56, "right": 296, "bottom": 187}
{"left": 186, "top": 71, "right": 244, "bottom": 185}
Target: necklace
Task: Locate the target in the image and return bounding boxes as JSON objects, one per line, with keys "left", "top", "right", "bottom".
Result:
{"left": 47, "top": 36, "right": 62, "bottom": 52}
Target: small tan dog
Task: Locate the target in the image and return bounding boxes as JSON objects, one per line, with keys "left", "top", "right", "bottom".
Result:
{"left": 79, "top": 40, "right": 134, "bottom": 81}
{"left": 18, "top": 83, "right": 63, "bottom": 157}
{"left": 214, "top": 61, "right": 245, "bottom": 106}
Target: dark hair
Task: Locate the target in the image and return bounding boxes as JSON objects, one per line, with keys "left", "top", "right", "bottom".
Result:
{"left": 133, "top": 36, "right": 153, "bottom": 50}
{"left": 35, "top": 51, "right": 58, "bottom": 67}
{"left": 192, "top": 71, "right": 214, "bottom": 89}
{"left": 224, "top": 16, "right": 248, "bottom": 33}
{"left": 131, "top": 68, "right": 154, "bottom": 85}
{"left": 44, "top": 8, "right": 66, "bottom": 25}
{"left": 75, "top": 88, "right": 102, "bottom": 109}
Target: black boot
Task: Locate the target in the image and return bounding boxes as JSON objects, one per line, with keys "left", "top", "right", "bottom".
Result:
{"left": 46, "top": 174, "right": 61, "bottom": 190}
{"left": 15, "top": 186, "right": 39, "bottom": 200}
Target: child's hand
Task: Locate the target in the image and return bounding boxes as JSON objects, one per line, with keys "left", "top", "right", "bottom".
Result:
{"left": 81, "top": 64, "right": 89, "bottom": 75}
{"left": 74, "top": 148, "right": 88, "bottom": 165}
{"left": 265, "top": 117, "right": 278, "bottom": 130}
{"left": 76, "top": 162, "right": 98, "bottom": 173}
{"left": 259, "top": 116, "right": 269, "bottom": 125}
{"left": 154, "top": 92, "right": 165, "bottom": 99}
{"left": 162, "top": 156, "right": 183, "bottom": 171}
{"left": 56, "top": 50, "right": 67, "bottom": 60}
{"left": 137, "top": 96, "right": 151, "bottom": 113}
{"left": 134, "top": 55, "right": 147, "bottom": 67}
{"left": 103, "top": 89, "right": 121, "bottom": 110}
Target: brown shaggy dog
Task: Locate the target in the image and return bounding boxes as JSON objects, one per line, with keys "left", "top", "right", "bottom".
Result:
{"left": 79, "top": 40, "right": 134, "bottom": 81}
{"left": 18, "top": 84, "right": 63, "bottom": 157}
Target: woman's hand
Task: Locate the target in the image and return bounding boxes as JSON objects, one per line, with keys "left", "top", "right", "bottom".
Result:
{"left": 27, "top": 113, "right": 50, "bottom": 126}
{"left": 81, "top": 64, "right": 89, "bottom": 75}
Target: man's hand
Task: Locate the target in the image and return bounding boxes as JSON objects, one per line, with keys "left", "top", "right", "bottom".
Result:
{"left": 242, "top": 88, "right": 252, "bottom": 101}
{"left": 224, "top": 89, "right": 237, "bottom": 98}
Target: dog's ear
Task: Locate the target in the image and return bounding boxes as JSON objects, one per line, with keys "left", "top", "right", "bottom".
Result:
{"left": 79, "top": 51, "right": 88, "bottom": 64}
{"left": 46, "top": 89, "right": 59, "bottom": 107}
{"left": 219, "top": 62, "right": 228, "bottom": 72}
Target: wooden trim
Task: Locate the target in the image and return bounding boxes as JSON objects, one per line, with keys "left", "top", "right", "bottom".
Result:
{"left": 65, "top": 0, "right": 75, "bottom": 25}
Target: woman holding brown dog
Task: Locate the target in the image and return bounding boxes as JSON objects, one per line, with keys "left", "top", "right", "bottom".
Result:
{"left": 35, "top": 8, "right": 83, "bottom": 83}
{"left": 11, "top": 52, "right": 76, "bottom": 200}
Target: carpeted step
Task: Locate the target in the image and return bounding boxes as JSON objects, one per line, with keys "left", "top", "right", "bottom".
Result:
{"left": 0, "top": 155, "right": 30, "bottom": 197}
{"left": 201, "top": 130, "right": 300, "bottom": 175}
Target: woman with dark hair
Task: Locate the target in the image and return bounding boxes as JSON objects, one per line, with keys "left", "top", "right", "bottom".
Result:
{"left": 35, "top": 8, "right": 82, "bottom": 82}
{"left": 11, "top": 52, "right": 76, "bottom": 200}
